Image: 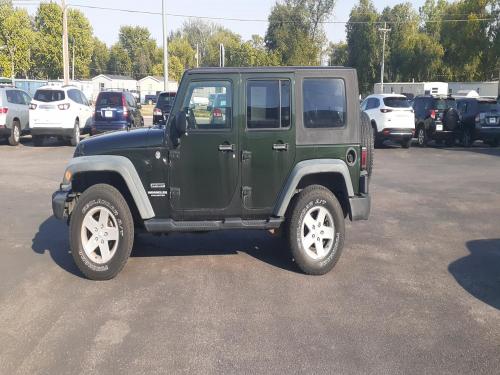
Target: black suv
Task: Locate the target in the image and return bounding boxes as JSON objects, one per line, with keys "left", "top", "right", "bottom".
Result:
{"left": 52, "top": 67, "right": 372, "bottom": 280}
{"left": 91, "top": 91, "right": 144, "bottom": 135}
{"left": 153, "top": 91, "right": 176, "bottom": 126}
{"left": 456, "top": 98, "right": 500, "bottom": 147}
{"left": 413, "top": 96, "right": 459, "bottom": 146}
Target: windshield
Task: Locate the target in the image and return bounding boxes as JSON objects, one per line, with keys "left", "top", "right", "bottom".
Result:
{"left": 157, "top": 92, "right": 175, "bottom": 109}
{"left": 383, "top": 97, "right": 411, "bottom": 108}
{"left": 434, "top": 99, "right": 455, "bottom": 110}
{"left": 478, "top": 101, "right": 499, "bottom": 113}
{"left": 96, "top": 92, "right": 123, "bottom": 107}
{"left": 34, "top": 90, "right": 65, "bottom": 102}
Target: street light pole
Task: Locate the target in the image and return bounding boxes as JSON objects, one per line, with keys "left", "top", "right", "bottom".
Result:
{"left": 62, "top": 0, "right": 70, "bottom": 85}
{"left": 378, "top": 22, "right": 391, "bottom": 94}
{"left": 71, "top": 37, "right": 75, "bottom": 81}
{"left": 219, "top": 43, "right": 225, "bottom": 67}
{"left": 162, "top": 0, "right": 168, "bottom": 91}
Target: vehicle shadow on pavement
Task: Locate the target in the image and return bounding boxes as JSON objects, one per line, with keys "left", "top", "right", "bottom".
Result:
{"left": 441, "top": 144, "right": 500, "bottom": 157}
{"left": 132, "top": 230, "right": 298, "bottom": 273}
{"left": 32, "top": 216, "right": 83, "bottom": 277}
{"left": 448, "top": 239, "right": 500, "bottom": 310}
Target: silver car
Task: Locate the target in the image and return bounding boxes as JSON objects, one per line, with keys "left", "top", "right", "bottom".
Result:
{"left": 0, "top": 86, "right": 31, "bottom": 146}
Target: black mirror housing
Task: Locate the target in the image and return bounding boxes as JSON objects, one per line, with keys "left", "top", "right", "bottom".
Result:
{"left": 175, "top": 110, "right": 188, "bottom": 136}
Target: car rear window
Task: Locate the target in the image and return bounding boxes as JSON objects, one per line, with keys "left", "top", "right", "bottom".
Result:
{"left": 96, "top": 92, "right": 123, "bottom": 107}
{"left": 157, "top": 92, "right": 175, "bottom": 108}
{"left": 478, "top": 101, "right": 499, "bottom": 112}
{"left": 434, "top": 99, "right": 456, "bottom": 110}
{"left": 383, "top": 97, "right": 410, "bottom": 108}
{"left": 34, "top": 90, "right": 65, "bottom": 102}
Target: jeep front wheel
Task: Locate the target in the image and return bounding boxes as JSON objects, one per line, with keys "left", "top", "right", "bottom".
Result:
{"left": 287, "top": 185, "right": 345, "bottom": 275}
{"left": 69, "top": 184, "right": 134, "bottom": 280}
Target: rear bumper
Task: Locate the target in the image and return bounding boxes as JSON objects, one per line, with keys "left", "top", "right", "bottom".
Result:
{"left": 478, "top": 127, "right": 500, "bottom": 140}
{"left": 31, "top": 127, "right": 74, "bottom": 137}
{"left": 90, "top": 121, "right": 128, "bottom": 135}
{"left": 380, "top": 128, "right": 414, "bottom": 140}
{"left": 350, "top": 172, "right": 370, "bottom": 221}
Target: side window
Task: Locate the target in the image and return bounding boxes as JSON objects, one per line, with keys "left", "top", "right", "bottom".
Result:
{"left": 373, "top": 98, "right": 380, "bottom": 108}
{"left": 67, "top": 89, "right": 81, "bottom": 104}
{"left": 360, "top": 100, "right": 367, "bottom": 111}
{"left": 6, "top": 90, "right": 21, "bottom": 104}
{"left": 247, "top": 79, "right": 290, "bottom": 129}
{"left": 303, "top": 78, "right": 346, "bottom": 128}
{"left": 21, "top": 91, "right": 31, "bottom": 105}
{"left": 79, "top": 91, "right": 89, "bottom": 106}
{"left": 182, "top": 81, "right": 232, "bottom": 130}
{"left": 126, "top": 93, "right": 136, "bottom": 108}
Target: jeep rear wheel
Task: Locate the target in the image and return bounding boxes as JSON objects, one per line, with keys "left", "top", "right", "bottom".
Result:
{"left": 287, "top": 185, "right": 345, "bottom": 275}
{"left": 69, "top": 184, "right": 134, "bottom": 280}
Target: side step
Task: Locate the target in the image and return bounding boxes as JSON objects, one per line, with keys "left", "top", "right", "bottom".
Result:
{"left": 144, "top": 217, "right": 284, "bottom": 233}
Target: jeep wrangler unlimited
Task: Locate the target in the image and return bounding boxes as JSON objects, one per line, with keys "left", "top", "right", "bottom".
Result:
{"left": 52, "top": 67, "right": 373, "bottom": 280}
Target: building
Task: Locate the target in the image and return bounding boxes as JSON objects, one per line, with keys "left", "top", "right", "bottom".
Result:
{"left": 137, "top": 76, "right": 178, "bottom": 103}
{"left": 374, "top": 81, "right": 499, "bottom": 98}
{"left": 448, "top": 82, "right": 499, "bottom": 98}
{"left": 91, "top": 74, "right": 138, "bottom": 101}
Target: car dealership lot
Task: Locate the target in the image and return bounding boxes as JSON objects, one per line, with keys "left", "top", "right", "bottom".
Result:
{"left": 0, "top": 139, "right": 499, "bottom": 374}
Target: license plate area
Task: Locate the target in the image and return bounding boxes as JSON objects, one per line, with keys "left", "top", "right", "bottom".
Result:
{"left": 489, "top": 117, "right": 496, "bottom": 124}
{"left": 104, "top": 110, "right": 113, "bottom": 118}
{"left": 436, "top": 124, "right": 443, "bottom": 131}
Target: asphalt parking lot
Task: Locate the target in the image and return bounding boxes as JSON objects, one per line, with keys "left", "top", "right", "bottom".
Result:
{"left": 0, "top": 137, "right": 499, "bottom": 374}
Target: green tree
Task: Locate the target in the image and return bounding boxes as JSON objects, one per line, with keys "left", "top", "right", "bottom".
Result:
{"left": 68, "top": 8, "right": 93, "bottom": 79}
{"left": 205, "top": 29, "right": 241, "bottom": 66}
{"left": 346, "top": 0, "right": 380, "bottom": 94}
{"left": 118, "top": 26, "right": 159, "bottom": 78}
{"left": 176, "top": 19, "right": 220, "bottom": 66}
{"left": 0, "top": 2, "right": 34, "bottom": 78}
{"left": 328, "top": 42, "right": 348, "bottom": 66}
{"left": 89, "top": 37, "right": 109, "bottom": 76}
{"left": 107, "top": 44, "right": 132, "bottom": 76}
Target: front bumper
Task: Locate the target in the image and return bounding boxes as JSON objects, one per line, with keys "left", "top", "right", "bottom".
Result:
{"left": 52, "top": 187, "right": 74, "bottom": 221}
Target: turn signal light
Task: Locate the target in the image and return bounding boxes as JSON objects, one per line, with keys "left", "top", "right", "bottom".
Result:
{"left": 361, "top": 146, "right": 367, "bottom": 170}
{"left": 429, "top": 109, "right": 436, "bottom": 119}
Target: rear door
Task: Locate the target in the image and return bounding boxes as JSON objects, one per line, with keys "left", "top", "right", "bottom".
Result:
{"left": 240, "top": 74, "right": 295, "bottom": 216}
{"left": 19, "top": 90, "right": 31, "bottom": 129}
{"left": 94, "top": 92, "right": 125, "bottom": 123}
{"left": 5, "top": 90, "right": 22, "bottom": 127}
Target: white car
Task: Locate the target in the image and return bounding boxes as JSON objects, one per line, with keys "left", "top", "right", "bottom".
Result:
{"left": 29, "top": 85, "right": 93, "bottom": 146}
{"left": 361, "top": 94, "right": 415, "bottom": 148}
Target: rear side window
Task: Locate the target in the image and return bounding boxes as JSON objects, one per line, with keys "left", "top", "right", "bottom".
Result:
{"left": 247, "top": 80, "right": 290, "bottom": 129}
{"left": 67, "top": 89, "right": 82, "bottom": 104}
{"left": 434, "top": 99, "right": 455, "bottom": 110}
{"left": 34, "top": 90, "right": 65, "bottom": 102}
{"left": 6, "top": 90, "right": 23, "bottom": 104}
{"left": 96, "top": 92, "right": 123, "bottom": 107}
{"left": 383, "top": 97, "right": 410, "bottom": 108}
{"left": 126, "top": 93, "right": 136, "bottom": 108}
{"left": 303, "top": 78, "right": 346, "bottom": 128}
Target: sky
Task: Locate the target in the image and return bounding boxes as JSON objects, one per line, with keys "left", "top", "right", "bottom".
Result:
{"left": 18, "top": 0, "right": 427, "bottom": 46}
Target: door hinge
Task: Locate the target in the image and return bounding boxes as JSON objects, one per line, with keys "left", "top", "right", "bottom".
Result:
{"left": 170, "top": 187, "right": 180, "bottom": 199}
{"left": 242, "top": 186, "right": 252, "bottom": 198}
{"left": 241, "top": 150, "right": 252, "bottom": 161}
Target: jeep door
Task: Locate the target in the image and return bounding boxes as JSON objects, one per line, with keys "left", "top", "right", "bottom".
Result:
{"left": 169, "top": 77, "right": 240, "bottom": 219}
{"left": 240, "top": 75, "right": 296, "bottom": 216}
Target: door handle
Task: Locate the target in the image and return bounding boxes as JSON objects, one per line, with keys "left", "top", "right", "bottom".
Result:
{"left": 218, "top": 143, "right": 234, "bottom": 152}
{"left": 272, "top": 142, "right": 288, "bottom": 151}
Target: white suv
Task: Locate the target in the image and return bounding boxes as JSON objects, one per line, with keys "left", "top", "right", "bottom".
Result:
{"left": 361, "top": 94, "right": 415, "bottom": 148}
{"left": 29, "top": 85, "right": 92, "bottom": 146}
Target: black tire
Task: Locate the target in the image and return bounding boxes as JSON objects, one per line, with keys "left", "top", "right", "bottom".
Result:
{"left": 416, "top": 125, "right": 427, "bottom": 147}
{"left": 401, "top": 138, "right": 412, "bottom": 149}
{"left": 287, "top": 185, "right": 345, "bottom": 275}
{"left": 69, "top": 184, "right": 134, "bottom": 280}
{"left": 360, "top": 112, "right": 374, "bottom": 177}
{"left": 70, "top": 119, "right": 80, "bottom": 146}
{"left": 444, "top": 138, "right": 455, "bottom": 147}
{"left": 462, "top": 127, "right": 473, "bottom": 147}
{"left": 443, "top": 108, "right": 459, "bottom": 131}
{"left": 8, "top": 120, "right": 21, "bottom": 146}
{"left": 32, "top": 135, "right": 44, "bottom": 147}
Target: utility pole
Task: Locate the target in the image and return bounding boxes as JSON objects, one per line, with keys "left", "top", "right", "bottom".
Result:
{"left": 162, "top": 0, "right": 168, "bottom": 91}
{"left": 62, "top": 0, "right": 70, "bottom": 85}
{"left": 195, "top": 43, "right": 199, "bottom": 68}
{"left": 219, "top": 43, "right": 225, "bottom": 67}
{"left": 71, "top": 36, "right": 75, "bottom": 81}
{"left": 378, "top": 22, "right": 391, "bottom": 94}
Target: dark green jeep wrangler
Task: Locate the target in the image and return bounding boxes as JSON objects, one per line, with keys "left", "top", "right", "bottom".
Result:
{"left": 52, "top": 67, "right": 373, "bottom": 280}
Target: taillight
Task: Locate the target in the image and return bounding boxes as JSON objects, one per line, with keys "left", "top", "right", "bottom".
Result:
{"left": 58, "top": 103, "right": 70, "bottom": 110}
{"left": 380, "top": 108, "right": 392, "bottom": 113}
{"left": 29, "top": 103, "right": 37, "bottom": 110}
{"left": 0, "top": 107, "right": 8, "bottom": 114}
{"left": 122, "top": 95, "right": 128, "bottom": 118}
{"left": 361, "top": 147, "right": 367, "bottom": 170}
{"left": 475, "top": 114, "right": 480, "bottom": 123}
{"left": 153, "top": 108, "right": 162, "bottom": 116}
{"left": 213, "top": 108, "right": 223, "bottom": 118}
{"left": 429, "top": 109, "right": 436, "bottom": 119}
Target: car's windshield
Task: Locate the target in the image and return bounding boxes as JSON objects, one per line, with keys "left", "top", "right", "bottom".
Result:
{"left": 96, "top": 92, "right": 123, "bottom": 107}
{"left": 478, "top": 101, "right": 499, "bottom": 112}
{"left": 434, "top": 99, "right": 455, "bottom": 110}
{"left": 157, "top": 92, "right": 175, "bottom": 109}
{"left": 383, "top": 97, "right": 411, "bottom": 108}
{"left": 34, "top": 90, "right": 65, "bottom": 102}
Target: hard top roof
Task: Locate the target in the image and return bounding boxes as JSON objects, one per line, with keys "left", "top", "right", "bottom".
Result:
{"left": 185, "top": 66, "right": 354, "bottom": 75}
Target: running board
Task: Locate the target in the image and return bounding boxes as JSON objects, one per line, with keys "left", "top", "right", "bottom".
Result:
{"left": 144, "top": 217, "right": 284, "bottom": 233}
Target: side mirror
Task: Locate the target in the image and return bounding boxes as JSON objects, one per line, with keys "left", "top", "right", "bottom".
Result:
{"left": 175, "top": 110, "right": 187, "bottom": 136}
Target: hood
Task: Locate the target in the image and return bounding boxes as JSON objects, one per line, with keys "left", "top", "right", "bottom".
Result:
{"left": 74, "top": 127, "right": 165, "bottom": 156}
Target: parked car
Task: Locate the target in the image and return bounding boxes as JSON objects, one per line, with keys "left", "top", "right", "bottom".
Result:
{"left": 208, "top": 93, "right": 228, "bottom": 126}
{"left": 412, "top": 95, "right": 459, "bottom": 147}
{"left": 52, "top": 67, "right": 373, "bottom": 280}
{"left": 144, "top": 94, "right": 157, "bottom": 105}
{"left": 456, "top": 98, "right": 500, "bottom": 147}
{"left": 153, "top": 91, "right": 176, "bottom": 126}
{"left": 90, "top": 91, "right": 144, "bottom": 135}
{"left": 30, "top": 85, "right": 92, "bottom": 146}
{"left": 0, "top": 85, "right": 31, "bottom": 146}
{"left": 361, "top": 94, "right": 414, "bottom": 148}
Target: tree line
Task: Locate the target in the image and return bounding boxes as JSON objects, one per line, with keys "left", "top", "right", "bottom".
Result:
{"left": 0, "top": 0, "right": 498, "bottom": 95}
